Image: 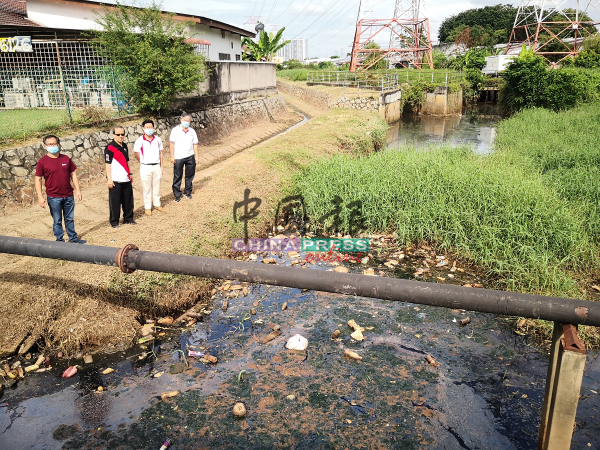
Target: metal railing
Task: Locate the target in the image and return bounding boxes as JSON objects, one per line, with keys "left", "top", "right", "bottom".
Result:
{"left": 307, "top": 70, "right": 463, "bottom": 92}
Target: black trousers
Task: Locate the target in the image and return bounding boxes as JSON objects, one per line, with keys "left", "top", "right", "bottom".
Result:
{"left": 173, "top": 155, "right": 196, "bottom": 198}
{"left": 109, "top": 181, "right": 134, "bottom": 226}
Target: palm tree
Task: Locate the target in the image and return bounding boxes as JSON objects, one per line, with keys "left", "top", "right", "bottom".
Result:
{"left": 242, "top": 27, "right": 290, "bottom": 62}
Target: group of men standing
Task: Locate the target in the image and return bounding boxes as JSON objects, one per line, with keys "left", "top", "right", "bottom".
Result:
{"left": 35, "top": 112, "right": 200, "bottom": 242}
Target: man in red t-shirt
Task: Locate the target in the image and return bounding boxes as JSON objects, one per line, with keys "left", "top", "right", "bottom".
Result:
{"left": 35, "top": 135, "right": 86, "bottom": 244}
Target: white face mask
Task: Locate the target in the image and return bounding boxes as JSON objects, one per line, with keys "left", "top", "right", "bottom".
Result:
{"left": 144, "top": 128, "right": 154, "bottom": 136}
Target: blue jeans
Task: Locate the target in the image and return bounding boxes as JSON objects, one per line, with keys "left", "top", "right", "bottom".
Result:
{"left": 47, "top": 195, "right": 78, "bottom": 242}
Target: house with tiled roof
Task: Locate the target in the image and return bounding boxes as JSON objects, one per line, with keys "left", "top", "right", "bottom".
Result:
{"left": 0, "top": 1, "right": 265, "bottom": 110}
{"left": 1, "top": 0, "right": 255, "bottom": 62}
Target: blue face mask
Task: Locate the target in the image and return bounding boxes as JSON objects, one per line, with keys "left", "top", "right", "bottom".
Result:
{"left": 144, "top": 128, "right": 154, "bottom": 136}
{"left": 47, "top": 146, "right": 59, "bottom": 154}
{"left": 182, "top": 121, "right": 190, "bottom": 129}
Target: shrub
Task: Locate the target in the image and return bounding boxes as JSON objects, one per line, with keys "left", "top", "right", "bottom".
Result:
{"left": 574, "top": 50, "right": 600, "bottom": 68}
{"left": 500, "top": 55, "right": 549, "bottom": 113}
{"left": 89, "top": 1, "right": 206, "bottom": 114}
{"left": 544, "top": 68, "right": 600, "bottom": 110}
{"left": 501, "top": 54, "right": 600, "bottom": 113}
{"left": 280, "top": 59, "right": 304, "bottom": 70}
{"left": 465, "top": 68, "right": 485, "bottom": 91}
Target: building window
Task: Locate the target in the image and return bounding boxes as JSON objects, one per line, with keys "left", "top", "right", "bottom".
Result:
{"left": 191, "top": 44, "right": 209, "bottom": 59}
{"left": 236, "top": 54, "right": 241, "bottom": 61}
{"left": 219, "top": 53, "right": 231, "bottom": 61}
{"left": 231, "top": 42, "right": 233, "bottom": 49}
{"left": 221, "top": 30, "right": 226, "bottom": 39}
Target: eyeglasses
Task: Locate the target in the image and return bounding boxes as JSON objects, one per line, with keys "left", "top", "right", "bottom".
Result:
{"left": 114, "top": 133, "right": 125, "bottom": 136}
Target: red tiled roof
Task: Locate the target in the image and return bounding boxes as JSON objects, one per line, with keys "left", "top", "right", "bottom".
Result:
{"left": 184, "top": 38, "right": 211, "bottom": 46}
{"left": 0, "top": 0, "right": 39, "bottom": 27}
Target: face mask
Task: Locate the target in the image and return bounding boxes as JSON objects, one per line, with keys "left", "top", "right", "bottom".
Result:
{"left": 144, "top": 129, "right": 154, "bottom": 136}
{"left": 47, "top": 146, "right": 59, "bottom": 154}
{"left": 182, "top": 121, "right": 190, "bottom": 129}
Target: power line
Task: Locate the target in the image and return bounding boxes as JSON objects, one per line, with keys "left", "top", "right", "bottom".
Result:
{"left": 271, "top": 0, "right": 296, "bottom": 23}
{"left": 250, "top": 0, "right": 260, "bottom": 17}
{"left": 266, "top": 0, "right": 281, "bottom": 23}
{"left": 256, "top": 0, "right": 269, "bottom": 18}
{"left": 290, "top": 0, "right": 344, "bottom": 37}
{"left": 292, "top": 0, "right": 346, "bottom": 38}
{"left": 281, "top": 1, "right": 319, "bottom": 30}
{"left": 304, "top": 0, "right": 358, "bottom": 41}
{"left": 310, "top": 10, "right": 357, "bottom": 50}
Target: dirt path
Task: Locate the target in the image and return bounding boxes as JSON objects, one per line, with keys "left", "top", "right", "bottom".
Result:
{"left": 0, "top": 110, "right": 303, "bottom": 357}
{"left": 0, "top": 98, "right": 384, "bottom": 359}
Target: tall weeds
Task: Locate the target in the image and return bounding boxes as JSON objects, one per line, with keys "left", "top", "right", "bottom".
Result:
{"left": 293, "top": 103, "right": 600, "bottom": 297}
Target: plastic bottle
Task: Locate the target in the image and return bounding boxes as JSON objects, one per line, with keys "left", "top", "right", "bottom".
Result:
{"left": 159, "top": 438, "right": 172, "bottom": 449}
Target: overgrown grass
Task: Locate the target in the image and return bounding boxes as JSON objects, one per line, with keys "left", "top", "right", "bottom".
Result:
{"left": 495, "top": 104, "right": 600, "bottom": 240}
{"left": 276, "top": 69, "right": 311, "bottom": 81}
{"left": 292, "top": 102, "right": 600, "bottom": 299}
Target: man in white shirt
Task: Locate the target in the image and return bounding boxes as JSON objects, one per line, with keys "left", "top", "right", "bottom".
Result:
{"left": 169, "top": 112, "right": 199, "bottom": 201}
{"left": 134, "top": 119, "right": 164, "bottom": 216}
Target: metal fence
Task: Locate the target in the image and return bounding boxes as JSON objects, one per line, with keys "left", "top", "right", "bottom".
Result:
{"left": 306, "top": 70, "right": 463, "bottom": 92}
{"left": 0, "top": 39, "right": 127, "bottom": 142}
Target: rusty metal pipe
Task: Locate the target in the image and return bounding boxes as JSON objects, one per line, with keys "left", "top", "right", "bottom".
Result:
{"left": 0, "top": 236, "right": 118, "bottom": 266}
{"left": 1, "top": 235, "right": 599, "bottom": 327}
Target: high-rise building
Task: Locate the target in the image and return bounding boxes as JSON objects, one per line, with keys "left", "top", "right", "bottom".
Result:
{"left": 277, "top": 38, "right": 308, "bottom": 62}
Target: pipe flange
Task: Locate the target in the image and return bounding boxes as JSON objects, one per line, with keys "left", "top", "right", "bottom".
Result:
{"left": 116, "top": 243, "right": 138, "bottom": 273}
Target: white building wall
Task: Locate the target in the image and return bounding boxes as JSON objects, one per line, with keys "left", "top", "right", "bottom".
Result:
{"left": 189, "top": 24, "right": 242, "bottom": 62}
{"left": 27, "top": 0, "right": 104, "bottom": 31}
{"left": 26, "top": 0, "right": 243, "bottom": 62}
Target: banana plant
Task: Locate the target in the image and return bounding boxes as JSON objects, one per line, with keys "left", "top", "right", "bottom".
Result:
{"left": 242, "top": 27, "right": 291, "bottom": 62}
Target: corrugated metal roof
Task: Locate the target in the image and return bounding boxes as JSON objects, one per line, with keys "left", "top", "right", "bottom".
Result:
{"left": 30, "top": 0, "right": 255, "bottom": 37}
{"left": 0, "top": 0, "right": 39, "bottom": 27}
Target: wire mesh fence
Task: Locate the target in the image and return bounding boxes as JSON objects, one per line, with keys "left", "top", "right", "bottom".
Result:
{"left": 0, "top": 38, "right": 129, "bottom": 143}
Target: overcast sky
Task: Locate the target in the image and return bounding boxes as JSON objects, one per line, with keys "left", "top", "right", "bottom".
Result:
{"left": 106, "top": 1, "right": 600, "bottom": 58}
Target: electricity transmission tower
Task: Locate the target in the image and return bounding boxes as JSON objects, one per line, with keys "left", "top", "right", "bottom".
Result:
{"left": 507, "top": 0, "right": 600, "bottom": 63}
{"left": 350, "top": 0, "right": 433, "bottom": 72}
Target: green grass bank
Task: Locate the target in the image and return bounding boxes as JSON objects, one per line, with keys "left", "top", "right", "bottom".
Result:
{"left": 292, "top": 102, "right": 600, "bottom": 300}
{"left": 0, "top": 109, "right": 76, "bottom": 141}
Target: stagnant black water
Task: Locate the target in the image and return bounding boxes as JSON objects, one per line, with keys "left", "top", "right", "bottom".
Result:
{"left": 1, "top": 106, "right": 599, "bottom": 449}
{"left": 387, "top": 104, "right": 503, "bottom": 154}
{"left": 2, "top": 248, "right": 599, "bottom": 449}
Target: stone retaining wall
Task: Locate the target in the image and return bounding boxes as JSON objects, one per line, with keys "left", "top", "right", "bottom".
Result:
{"left": 0, "top": 95, "right": 287, "bottom": 212}
{"left": 331, "top": 96, "right": 380, "bottom": 111}
{"left": 278, "top": 80, "right": 463, "bottom": 120}
{"left": 277, "top": 81, "right": 396, "bottom": 120}
{"left": 277, "top": 81, "right": 380, "bottom": 111}
{"left": 276, "top": 81, "right": 336, "bottom": 110}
